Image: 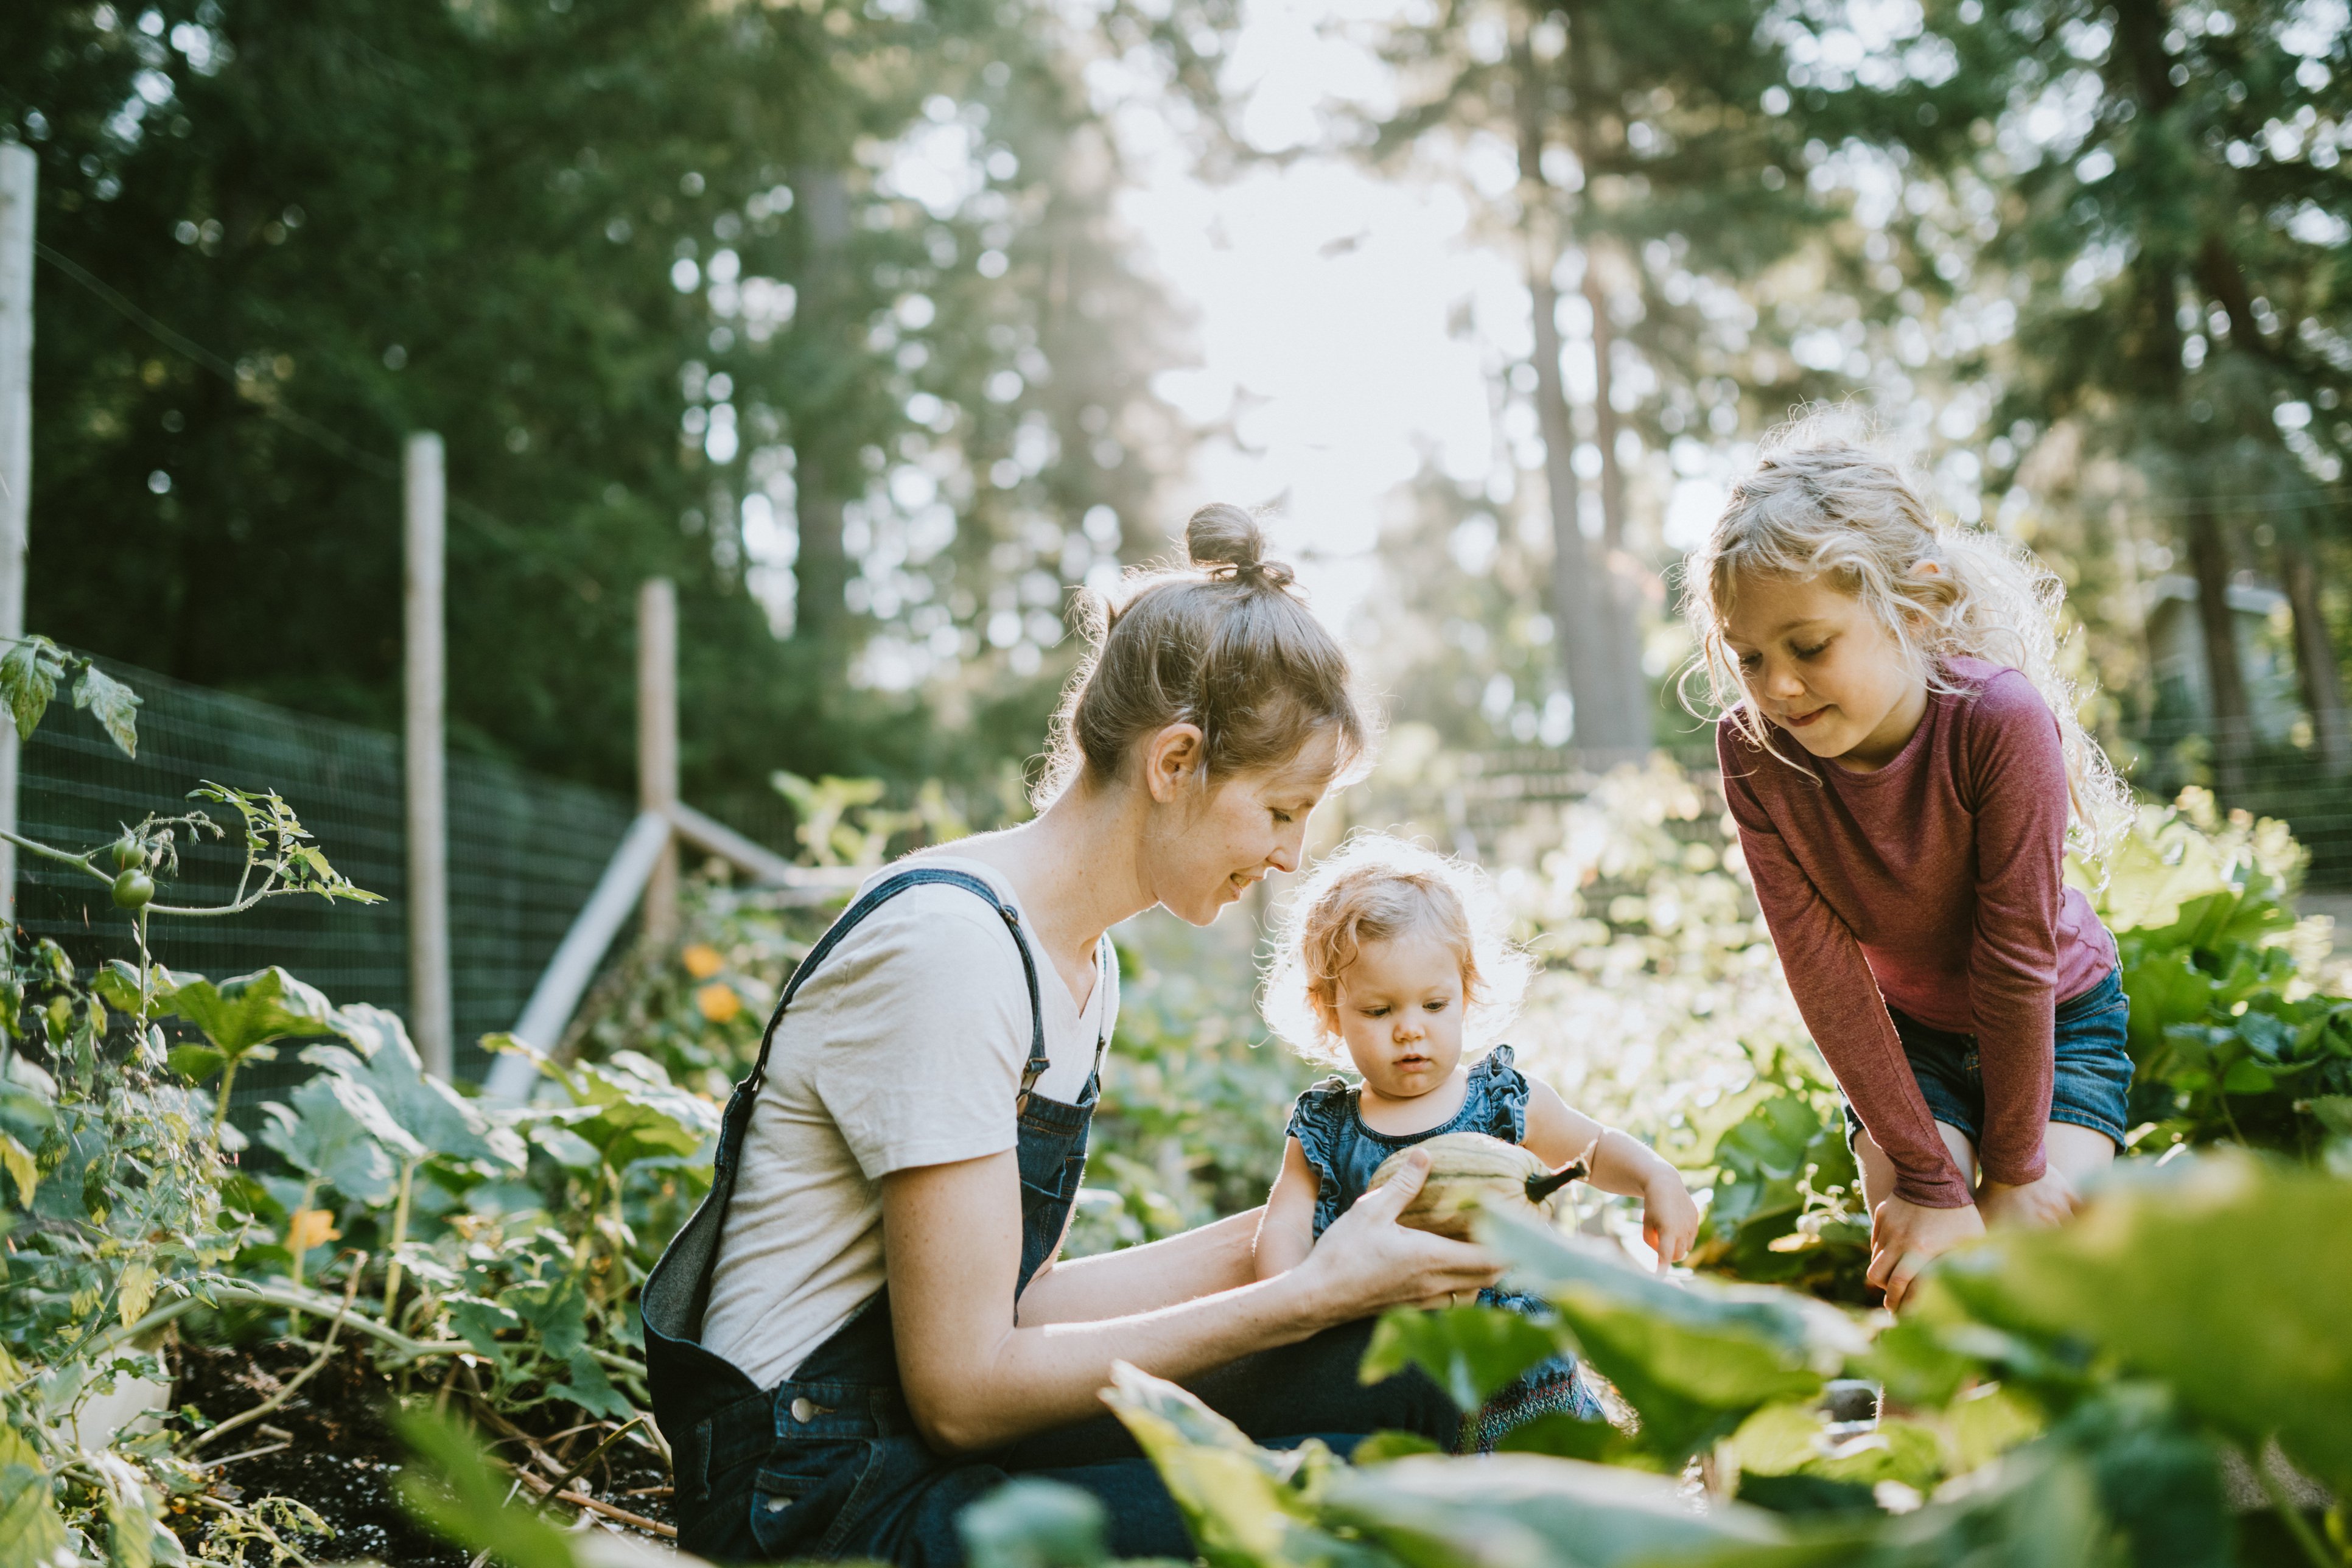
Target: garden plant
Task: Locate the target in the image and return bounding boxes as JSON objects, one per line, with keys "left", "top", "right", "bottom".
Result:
{"left": 1, "top": 646, "right": 2345, "bottom": 1566}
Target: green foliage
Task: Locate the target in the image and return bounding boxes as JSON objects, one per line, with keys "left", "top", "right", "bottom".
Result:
{"left": 961, "top": 1479, "right": 1115, "bottom": 1568}
{"left": 2090, "top": 791, "right": 2352, "bottom": 1160}
{"left": 1924, "top": 1152, "right": 2352, "bottom": 1500}
{"left": 9, "top": 0, "right": 1209, "bottom": 809}
{"left": 151, "top": 967, "right": 337, "bottom": 1102}
{"left": 393, "top": 1409, "right": 580, "bottom": 1568}
{"left": 1485, "top": 1210, "right": 1855, "bottom": 1469}
{"left": 1360, "top": 1303, "right": 1560, "bottom": 1413}
{"left": 1050, "top": 1150, "right": 2349, "bottom": 1568}
{"left": 0, "top": 636, "right": 140, "bottom": 757}
{"left": 1688, "top": 1067, "right": 1872, "bottom": 1303}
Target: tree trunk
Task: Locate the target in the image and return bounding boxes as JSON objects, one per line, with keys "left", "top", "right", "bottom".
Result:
{"left": 1511, "top": 19, "right": 1643, "bottom": 757}
{"left": 791, "top": 165, "right": 853, "bottom": 663}
{"left": 2182, "top": 507, "right": 2254, "bottom": 797}
{"left": 2279, "top": 532, "right": 2351, "bottom": 774}
{"left": 1577, "top": 232, "right": 1651, "bottom": 746}
{"left": 1561, "top": 2, "right": 1648, "bottom": 752}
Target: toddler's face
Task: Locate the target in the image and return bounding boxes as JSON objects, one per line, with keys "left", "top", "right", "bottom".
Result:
{"left": 1326, "top": 928, "right": 1468, "bottom": 1101}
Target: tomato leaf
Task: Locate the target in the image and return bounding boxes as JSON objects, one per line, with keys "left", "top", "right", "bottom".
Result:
{"left": 70, "top": 663, "right": 141, "bottom": 759}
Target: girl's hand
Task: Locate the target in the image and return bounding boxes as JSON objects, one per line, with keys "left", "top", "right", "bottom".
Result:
{"left": 1640, "top": 1173, "right": 1701, "bottom": 1272}
{"left": 1978, "top": 1166, "right": 2079, "bottom": 1230}
{"left": 1294, "top": 1149, "right": 1503, "bottom": 1321}
{"left": 1866, "top": 1194, "right": 1985, "bottom": 1311}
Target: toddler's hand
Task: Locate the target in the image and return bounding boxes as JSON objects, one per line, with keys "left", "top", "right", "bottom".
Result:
{"left": 1641, "top": 1174, "right": 1700, "bottom": 1272}
{"left": 1866, "top": 1194, "right": 1985, "bottom": 1311}
{"left": 1978, "top": 1166, "right": 2079, "bottom": 1230}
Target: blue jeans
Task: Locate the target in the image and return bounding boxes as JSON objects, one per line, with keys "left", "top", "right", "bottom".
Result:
{"left": 1843, "top": 966, "right": 2135, "bottom": 1158}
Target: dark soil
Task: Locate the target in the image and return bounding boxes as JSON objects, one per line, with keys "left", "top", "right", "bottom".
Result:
{"left": 169, "top": 1340, "right": 676, "bottom": 1566}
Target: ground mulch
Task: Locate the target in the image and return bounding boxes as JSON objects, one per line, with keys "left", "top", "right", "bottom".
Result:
{"left": 169, "top": 1339, "right": 676, "bottom": 1566}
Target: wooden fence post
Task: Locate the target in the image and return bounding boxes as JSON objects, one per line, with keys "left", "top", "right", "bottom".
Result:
{"left": 0, "top": 146, "right": 36, "bottom": 924}
{"left": 639, "top": 577, "right": 679, "bottom": 947}
{"left": 404, "top": 433, "right": 453, "bottom": 1077}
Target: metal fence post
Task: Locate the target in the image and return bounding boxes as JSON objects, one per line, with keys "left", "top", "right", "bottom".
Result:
{"left": 404, "top": 433, "right": 453, "bottom": 1077}
{"left": 0, "top": 146, "right": 37, "bottom": 923}
{"left": 639, "top": 577, "right": 679, "bottom": 947}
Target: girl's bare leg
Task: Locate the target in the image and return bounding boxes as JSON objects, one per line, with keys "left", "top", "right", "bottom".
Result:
{"left": 1972, "top": 1122, "right": 2116, "bottom": 1228}
{"left": 1852, "top": 1121, "right": 1979, "bottom": 1214}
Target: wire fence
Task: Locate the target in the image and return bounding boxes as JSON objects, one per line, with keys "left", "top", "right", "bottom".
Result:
{"left": 17, "top": 655, "right": 634, "bottom": 1096}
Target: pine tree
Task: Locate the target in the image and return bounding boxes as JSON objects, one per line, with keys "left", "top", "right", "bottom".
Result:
{"left": 1359, "top": 0, "right": 1850, "bottom": 753}
{"left": 1815, "top": 0, "right": 2352, "bottom": 785}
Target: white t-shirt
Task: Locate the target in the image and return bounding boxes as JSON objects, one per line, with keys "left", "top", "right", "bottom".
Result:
{"left": 701, "top": 855, "right": 1116, "bottom": 1389}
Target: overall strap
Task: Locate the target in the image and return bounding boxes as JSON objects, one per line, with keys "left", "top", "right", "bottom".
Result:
{"left": 741, "top": 867, "right": 1045, "bottom": 1104}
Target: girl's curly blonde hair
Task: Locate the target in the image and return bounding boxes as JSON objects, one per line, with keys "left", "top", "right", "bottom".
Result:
{"left": 1678, "top": 408, "right": 2133, "bottom": 863}
{"left": 1262, "top": 833, "right": 1535, "bottom": 1068}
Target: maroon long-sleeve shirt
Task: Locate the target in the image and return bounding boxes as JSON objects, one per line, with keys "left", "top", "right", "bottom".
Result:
{"left": 1718, "top": 657, "right": 2114, "bottom": 1208}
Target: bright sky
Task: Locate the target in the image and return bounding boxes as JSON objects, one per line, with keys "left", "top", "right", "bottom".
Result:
{"left": 1096, "top": 0, "right": 1547, "bottom": 626}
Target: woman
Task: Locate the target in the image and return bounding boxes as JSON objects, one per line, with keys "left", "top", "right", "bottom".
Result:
{"left": 643, "top": 505, "right": 1500, "bottom": 1564}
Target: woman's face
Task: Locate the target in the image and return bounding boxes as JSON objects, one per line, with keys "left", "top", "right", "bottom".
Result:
{"left": 1146, "top": 729, "right": 1338, "bottom": 926}
{"left": 1720, "top": 569, "right": 1927, "bottom": 771}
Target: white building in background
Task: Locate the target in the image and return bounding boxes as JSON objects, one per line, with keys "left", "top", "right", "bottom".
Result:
{"left": 2142, "top": 574, "right": 2306, "bottom": 742}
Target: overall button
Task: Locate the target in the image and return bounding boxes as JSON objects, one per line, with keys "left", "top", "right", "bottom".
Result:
{"left": 789, "top": 1396, "right": 817, "bottom": 1424}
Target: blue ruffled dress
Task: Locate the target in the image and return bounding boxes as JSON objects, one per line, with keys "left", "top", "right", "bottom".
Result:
{"left": 1285, "top": 1045, "right": 1606, "bottom": 1451}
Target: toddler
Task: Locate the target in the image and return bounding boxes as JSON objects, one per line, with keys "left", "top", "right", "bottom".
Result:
{"left": 1252, "top": 833, "right": 1700, "bottom": 1451}
{"left": 1682, "top": 411, "right": 2137, "bottom": 1310}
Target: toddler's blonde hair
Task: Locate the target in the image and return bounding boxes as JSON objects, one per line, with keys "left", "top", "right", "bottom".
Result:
{"left": 1262, "top": 833, "right": 1534, "bottom": 1068}
{"left": 1678, "top": 409, "right": 2133, "bottom": 863}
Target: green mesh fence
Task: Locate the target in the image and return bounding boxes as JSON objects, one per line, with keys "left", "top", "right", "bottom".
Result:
{"left": 16, "top": 655, "right": 633, "bottom": 1095}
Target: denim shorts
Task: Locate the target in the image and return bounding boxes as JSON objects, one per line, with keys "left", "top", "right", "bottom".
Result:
{"left": 1843, "top": 965, "right": 2135, "bottom": 1158}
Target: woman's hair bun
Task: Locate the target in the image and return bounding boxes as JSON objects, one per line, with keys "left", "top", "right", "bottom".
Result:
{"left": 1185, "top": 502, "right": 1293, "bottom": 589}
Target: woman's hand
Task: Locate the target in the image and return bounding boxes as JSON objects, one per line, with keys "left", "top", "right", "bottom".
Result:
{"left": 1866, "top": 1194, "right": 1985, "bottom": 1311}
{"left": 1293, "top": 1149, "right": 1503, "bottom": 1321}
{"left": 1641, "top": 1172, "right": 1701, "bottom": 1271}
{"left": 1978, "top": 1166, "right": 2079, "bottom": 1230}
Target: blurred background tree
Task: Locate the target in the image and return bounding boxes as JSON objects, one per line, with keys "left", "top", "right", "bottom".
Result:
{"left": 6, "top": 0, "right": 2350, "bottom": 844}
{"left": 1, "top": 0, "right": 1220, "bottom": 826}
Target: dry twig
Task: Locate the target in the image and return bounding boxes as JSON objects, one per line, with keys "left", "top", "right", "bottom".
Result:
{"left": 190, "top": 1255, "right": 366, "bottom": 1454}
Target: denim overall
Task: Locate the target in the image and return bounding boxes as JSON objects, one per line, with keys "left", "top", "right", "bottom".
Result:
{"left": 642, "top": 869, "right": 1105, "bottom": 1564}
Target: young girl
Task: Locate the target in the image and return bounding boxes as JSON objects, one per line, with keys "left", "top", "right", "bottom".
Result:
{"left": 1682, "top": 413, "right": 2137, "bottom": 1311}
{"left": 1253, "top": 833, "right": 1701, "bottom": 1449}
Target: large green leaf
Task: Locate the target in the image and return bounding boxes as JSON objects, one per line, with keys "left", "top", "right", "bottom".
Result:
{"left": 71, "top": 663, "right": 141, "bottom": 759}
{"left": 1676, "top": 1447, "right": 2110, "bottom": 1568}
{"left": 1482, "top": 1211, "right": 1851, "bottom": 1465}
{"left": 1360, "top": 1303, "right": 1561, "bottom": 1410}
{"left": 539, "top": 1050, "right": 718, "bottom": 1173}
{"left": 1693, "top": 1091, "right": 1868, "bottom": 1296}
{"left": 1924, "top": 1152, "right": 2352, "bottom": 1497}
{"left": 1319, "top": 1454, "right": 1790, "bottom": 1568}
{"left": 0, "top": 637, "right": 67, "bottom": 741}
{"left": 1101, "top": 1363, "right": 1371, "bottom": 1568}
{"left": 0, "top": 1424, "right": 68, "bottom": 1568}
{"left": 960, "top": 1479, "right": 1112, "bottom": 1568}
{"left": 394, "top": 1410, "right": 578, "bottom": 1568}
{"left": 154, "top": 967, "right": 338, "bottom": 1062}
{"left": 303, "top": 1006, "right": 525, "bottom": 1171}
{"left": 256, "top": 1074, "right": 423, "bottom": 1205}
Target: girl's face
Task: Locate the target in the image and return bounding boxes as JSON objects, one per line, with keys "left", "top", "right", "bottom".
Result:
{"left": 1720, "top": 570, "right": 1929, "bottom": 771}
{"left": 1146, "top": 729, "right": 1336, "bottom": 926}
{"left": 1325, "top": 927, "right": 1468, "bottom": 1101}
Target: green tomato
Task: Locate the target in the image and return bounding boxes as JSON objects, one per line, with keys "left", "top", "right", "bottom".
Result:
{"left": 111, "top": 869, "right": 155, "bottom": 910}
{"left": 110, "top": 834, "right": 144, "bottom": 871}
